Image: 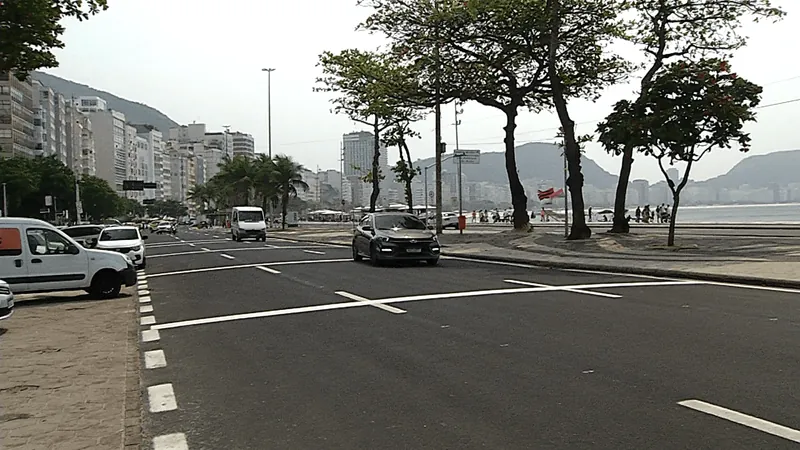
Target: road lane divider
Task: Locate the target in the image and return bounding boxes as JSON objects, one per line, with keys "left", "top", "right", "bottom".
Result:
{"left": 678, "top": 399, "right": 800, "bottom": 443}
{"left": 147, "top": 384, "right": 178, "bottom": 412}
{"left": 144, "top": 350, "right": 167, "bottom": 369}
{"left": 141, "top": 315, "right": 156, "bottom": 326}
{"left": 141, "top": 329, "right": 160, "bottom": 342}
{"left": 336, "top": 291, "right": 406, "bottom": 314}
{"left": 504, "top": 279, "right": 622, "bottom": 298}
{"left": 138, "top": 289, "right": 150, "bottom": 296}
{"left": 220, "top": 254, "right": 235, "bottom": 260}
{"left": 148, "top": 245, "right": 334, "bottom": 259}
{"left": 146, "top": 258, "right": 350, "bottom": 278}
{"left": 303, "top": 250, "right": 326, "bottom": 255}
{"left": 140, "top": 305, "right": 153, "bottom": 313}
{"left": 256, "top": 266, "right": 281, "bottom": 274}
{"left": 139, "top": 296, "right": 151, "bottom": 304}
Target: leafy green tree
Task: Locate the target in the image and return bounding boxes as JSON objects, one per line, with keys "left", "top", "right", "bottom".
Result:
{"left": 604, "top": 0, "right": 784, "bottom": 234}
{"left": 0, "top": 156, "right": 38, "bottom": 216}
{"left": 316, "top": 49, "right": 418, "bottom": 212}
{"left": 213, "top": 155, "right": 258, "bottom": 206}
{"left": 79, "top": 175, "right": 119, "bottom": 221}
{"left": 253, "top": 154, "right": 279, "bottom": 213}
{"left": 118, "top": 197, "right": 144, "bottom": 219}
{"left": 384, "top": 121, "right": 421, "bottom": 211}
{"left": 148, "top": 200, "right": 187, "bottom": 218}
{"left": 545, "top": 0, "right": 629, "bottom": 239}
{"left": 272, "top": 155, "right": 309, "bottom": 229}
{"left": 597, "top": 59, "right": 762, "bottom": 246}
{"left": 0, "top": 0, "right": 108, "bottom": 78}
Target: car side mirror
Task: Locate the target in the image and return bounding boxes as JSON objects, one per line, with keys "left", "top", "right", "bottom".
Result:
{"left": 68, "top": 244, "right": 81, "bottom": 255}
{"left": 362, "top": 225, "right": 372, "bottom": 232}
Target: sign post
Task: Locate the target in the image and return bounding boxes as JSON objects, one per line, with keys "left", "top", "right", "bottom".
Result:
{"left": 453, "top": 150, "right": 480, "bottom": 234}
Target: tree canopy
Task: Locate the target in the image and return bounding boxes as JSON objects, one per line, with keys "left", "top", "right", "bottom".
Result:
{"left": 0, "top": 0, "right": 108, "bottom": 78}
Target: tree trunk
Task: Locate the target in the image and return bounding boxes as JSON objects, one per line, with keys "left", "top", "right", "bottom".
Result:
{"left": 281, "top": 190, "right": 288, "bottom": 230}
{"left": 667, "top": 193, "right": 679, "bottom": 247}
{"left": 546, "top": 0, "right": 589, "bottom": 240}
{"left": 400, "top": 139, "right": 414, "bottom": 213}
{"left": 610, "top": 148, "right": 633, "bottom": 233}
{"left": 369, "top": 116, "right": 381, "bottom": 212}
{"left": 503, "top": 108, "right": 529, "bottom": 229}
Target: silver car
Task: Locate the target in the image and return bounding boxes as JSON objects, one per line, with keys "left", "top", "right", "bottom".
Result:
{"left": 0, "top": 279, "right": 14, "bottom": 320}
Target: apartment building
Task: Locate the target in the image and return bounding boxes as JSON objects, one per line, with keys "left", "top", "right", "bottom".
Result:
{"left": 74, "top": 96, "right": 108, "bottom": 113}
{"left": 88, "top": 109, "right": 127, "bottom": 192}
{"left": 135, "top": 125, "right": 166, "bottom": 200}
{"left": 166, "top": 141, "right": 200, "bottom": 206}
{"left": 231, "top": 132, "right": 255, "bottom": 158}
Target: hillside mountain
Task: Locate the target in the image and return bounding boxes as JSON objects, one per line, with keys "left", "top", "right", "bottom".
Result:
{"left": 701, "top": 149, "right": 800, "bottom": 189}
{"left": 31, "top": 71, "right": 179, "bottom": 134}
{"left": 413, "top": 142, "right": 618, "bottom": 189}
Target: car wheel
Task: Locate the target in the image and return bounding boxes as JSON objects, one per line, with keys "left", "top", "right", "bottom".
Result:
{"left": 426, "top": 258, "right": 439, "bottom": 266}
{"left": 89, "top": 271, "right": 122, "bottom": 299}
{"left": 369, "top": 243, "right": 381, "bottom": 266}
{"left": 352, "top": 243, "right": 363, "bottom": 261}
{"left": 138, "top": 257, "right": 147, "bottom": 270}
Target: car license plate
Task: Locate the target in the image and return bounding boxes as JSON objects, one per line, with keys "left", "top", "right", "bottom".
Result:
{"left": 406, "top": 248, "right": 422, "bottom": 253}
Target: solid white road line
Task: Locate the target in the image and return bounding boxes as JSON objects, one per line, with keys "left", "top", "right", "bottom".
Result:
{"left": 144, "top": 350, "right": 167, "bottom": 369}
{"left": 678, "top": 399, "right": 800, "bottom": 443}
{"left": 147, "top": 258, "right": 350, "bottom": 278}
{"left": 220, "top": 253, "right": 235, "bottom": 260}
{"left": 303, "top": 249, "right": 326, "bottom": 255}
{"left": 336, "top": 291, "right": 406, "bottom": 314}
{"left": 147, "top": 384, "right": 177, "bottom": 412}
{"left": 153, "top": 433, "right": 188, "bottom": 450}
{"left": 138, "top": 289, "right": 150, "bottom": 296}
{"left": 255, "top": 266, "right": 281, "bottom": 274}
{"left": 141, "top": 329, "right": 160, "bottom": 342}
{"left": 153, "top": 280, "right": 699, "bottom": 331}
{"left": 141, "top": 316, "right": 156, "bottom": 326}
{"left": 148, "top": 245, "right": 333, "bottom": 258}
{"left": 703, "top": 280, "right": 800, "bottom": 295}
{"left": 139, "top": 296, "right": 151, "bottom": 304}
{"left": 443, "top": 255, "right": 666, "bottom": 280}
{"left": 140, "top": 305, "right": 154, "bottom": 313}
{"left": 504, "top": 279, "right": 622, "bottom": 298}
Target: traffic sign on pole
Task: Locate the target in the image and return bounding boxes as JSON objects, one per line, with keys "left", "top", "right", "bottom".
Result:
{"left": 453, "top": 149, "right": 480, "bottom": 164}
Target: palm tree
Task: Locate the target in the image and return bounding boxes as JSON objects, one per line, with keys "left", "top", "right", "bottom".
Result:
{"left": 253, "top": 154, "right": 278, "bottom": 214}
{"left": 187, "top": 184, "right": 212, "bottom": 213}
{"left": 272, "top": 154, "right": 308, "bottom": 229}
{"left": 214, "top": 155, "right": 257, "bottom": 205}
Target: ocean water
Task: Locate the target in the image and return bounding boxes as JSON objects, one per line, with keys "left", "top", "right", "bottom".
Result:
{"left": 671, "top": 203, "right": 800, "bottom": 223}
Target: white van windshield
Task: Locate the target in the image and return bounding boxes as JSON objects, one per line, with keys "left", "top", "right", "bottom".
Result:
{"left": 239, "top": 211, "right": 263, "bottom": 222}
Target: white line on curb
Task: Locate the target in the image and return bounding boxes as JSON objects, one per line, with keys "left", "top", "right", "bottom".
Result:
{"left": 138, "top": 283, "right": 149, "bottom": 290}
{"left": 256, "top": 266, "right": 281, "bottom": 274}
{"left": 153, "top": 433, "right": 188, "bottom": 450}
{"left": 303, "top": 250, "right": 326, "bottom": 255}
{"left": 140, "top": 305, "right": 153, "bottom": 313}
{"left": 144, "top": 350, "right": 167, "bottom": 369}
{"left": 678, "top": 399, "right": 800, "bottom": 443}
{"left": 220, "top": 253, "right": 235, "bottom": 260}
{"left": 141, "top": 316, "right": 156, "bottom": 326}
{"left": 148, "top": 384, "right": 177, "bottom": 412}
{"left": 138, "top": 289, "right": 150, "bottom": 296}
{"left": 336, "top": 291, "right": 406, "bottom": 314}
{"left": 139, "top": 296, "right": 151, "bottom": 304}
{"left": 141, "top": 329, "right": 160, "bottom": 342}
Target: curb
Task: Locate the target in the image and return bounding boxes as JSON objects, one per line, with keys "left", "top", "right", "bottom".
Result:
{"left": 123, "top": 290, "right": 142, "bottom": 450}
{"left": 282, "top": 235, "right": 800, "bottom": 291}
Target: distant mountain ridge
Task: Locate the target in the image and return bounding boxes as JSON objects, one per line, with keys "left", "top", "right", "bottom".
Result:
{"left": 32, "top": 71, "right": 179, "bottom": 134}
{"left": 701, "top": 149, "right": 800, "bottom": 189}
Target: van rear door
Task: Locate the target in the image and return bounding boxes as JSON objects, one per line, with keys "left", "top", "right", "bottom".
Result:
{"left": 0, "top": 226, "right": 28, "bottom": 292}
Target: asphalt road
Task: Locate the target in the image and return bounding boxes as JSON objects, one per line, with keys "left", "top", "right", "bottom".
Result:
{"left": 139, "top": 228, "right": 800, "bottom": 449}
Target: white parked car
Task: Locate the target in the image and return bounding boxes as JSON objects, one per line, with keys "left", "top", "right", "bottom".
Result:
{"left": 0, "top": 279, "right": 13, "bottom": 320}
{"left": 95, "top": 226, "right": 148, "bottom": 269}
{"left": 155, "top": 221, "right": 175, "bottom": 235}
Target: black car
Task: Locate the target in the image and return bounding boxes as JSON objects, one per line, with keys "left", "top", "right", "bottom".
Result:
{"left": 352, "top": 212, "right": 441, "bottom": 266}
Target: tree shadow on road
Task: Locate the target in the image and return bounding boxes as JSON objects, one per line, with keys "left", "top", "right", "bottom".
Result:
{"left": 14, "top": 292, "right": 132, "bottom": 309}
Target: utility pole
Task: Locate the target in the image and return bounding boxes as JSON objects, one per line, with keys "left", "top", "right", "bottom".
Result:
{"left": 340, "top": 140, "right": 345, "bottom": 225}
{"left": 563, "top": 150, "right": 569, "bottom": 238}
{"left": 262, "top": 67, "right": 276, "bottom": 225}
{"left": 75, "top": 175, "right": 83, "bottom": 224}
{"left": 454, "top": 103, "right": 463, "bottom": 234}
{"left": 1, "top": 182, "right": 7, "bottom": 217}
{"left": 433, "top": 0, "right": 443, "bottom": 234}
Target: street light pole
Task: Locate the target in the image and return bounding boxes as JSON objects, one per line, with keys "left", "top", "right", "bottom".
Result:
{"left": 262, "top": 67, "right": 276, "bottom": 226}
{"left": 222, "top": 125, "right": 230, "bottom": 158}
{"left": 1, "top": 182, "right": 7, "bottom": 217}
{"left": 433, "top": 0, "right": 443, "bottom": 235}
{"left": 454, "top": 103, "right": 463, "bottom": 235}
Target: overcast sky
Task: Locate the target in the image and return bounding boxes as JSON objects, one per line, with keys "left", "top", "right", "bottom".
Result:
{"left": 45, "top": 0, "right": 800, "bottom": 184}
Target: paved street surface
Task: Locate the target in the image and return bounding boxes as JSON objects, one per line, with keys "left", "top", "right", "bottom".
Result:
{"left": 140, "top": 228, "right": 800, "bottom": 449}
{"left": 0, "top": 290, "right": 139, "bottom": 449}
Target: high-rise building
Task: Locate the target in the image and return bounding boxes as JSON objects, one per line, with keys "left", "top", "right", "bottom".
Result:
{"left": 1, "top": 73, "right": 37, "bottom": 158}
{"left": 88, "top": 109, "right": 127, "bottom": 192}
{"left": 231, "top": 132, "right": 255, "bottom": 158}
{"left": 204, "top": 131, "right": 233, "bottom": 159}
{"left": 77, "top": 114, "right": 96, "bottom": 176}
{"left": 169, "top": 123, "right": 206, "bottom": 142}
{"left": 32, "top": 80, "right": 57, "bottom": 158}
{"left": 135, "top": 125, "right": 165, "bottom": 200}
{"left": 54, "top": 93, "right": 68, "bottom": 163}
{"left": 343, "top": 131, "right": 387, "bottom": 178}
{"left": 74, "top": 96, "right": 108, "bottom": 113}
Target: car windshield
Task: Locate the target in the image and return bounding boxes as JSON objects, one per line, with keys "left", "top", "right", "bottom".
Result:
{"left": 63, "top": 227, "right": 102, "bottom": 238}
{"left": 374, "top": 215, "right": 427, "bottom": 230}
{"left": 239, "top": 211, "right": 263, "bottom": 222}
{"left": 99, "top": 229, "right": 139, "bottom": 241}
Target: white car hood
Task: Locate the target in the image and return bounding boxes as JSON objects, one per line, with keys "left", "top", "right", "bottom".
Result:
{"left": 96, "top": 239, "right": 142, "bottom": 248}
{"left": 238, "top": 221, "right": 266, "bottom": 230}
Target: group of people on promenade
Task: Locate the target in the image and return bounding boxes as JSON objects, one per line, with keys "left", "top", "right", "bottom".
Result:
{"left": 634, "top": 204, "right": 672, "bottom": 223}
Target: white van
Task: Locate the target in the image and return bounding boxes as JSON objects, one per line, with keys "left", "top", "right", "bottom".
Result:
{"left": 231, "top": 206, "right": 267, "bottom": 242}
{"left": 0, "top": 218, "right": 137, "bottom": 299}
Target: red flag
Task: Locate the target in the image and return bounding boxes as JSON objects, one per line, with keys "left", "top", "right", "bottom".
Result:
{"left": 537, "top": 188, "right": 554, "bottom": 200}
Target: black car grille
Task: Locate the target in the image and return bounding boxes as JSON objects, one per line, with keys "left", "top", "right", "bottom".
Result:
{"left": 0, "top": 286, "right": 10, "bottom": 295}
{"left": 112, "top": 247, "right": 136, "bottom": 253}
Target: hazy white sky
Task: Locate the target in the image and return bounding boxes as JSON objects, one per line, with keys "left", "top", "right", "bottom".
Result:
{"left": 45, "top": 0, "right": 800, "bottom": 183}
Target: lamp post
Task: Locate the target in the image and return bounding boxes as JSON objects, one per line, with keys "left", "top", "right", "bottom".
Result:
{"left": 1, "top": 182, "right": 7, "bottom": 217}
{"left": 261, "top": 67, "right": 276, "bottom": 225}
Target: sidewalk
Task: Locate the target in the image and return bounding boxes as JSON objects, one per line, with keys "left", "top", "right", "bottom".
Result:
{"left": 279, "top": 228, "right": 800, "bottom": 288}
{"left": 0, "top": 289, "right": 140, "bottom": 449}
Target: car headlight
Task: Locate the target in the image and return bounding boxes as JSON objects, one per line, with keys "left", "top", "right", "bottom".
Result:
{"left": 132, "top": 245, "right": 141, "bottom": 251}
{"left": 377, "top": 236, "right": 391, "bottom": 242}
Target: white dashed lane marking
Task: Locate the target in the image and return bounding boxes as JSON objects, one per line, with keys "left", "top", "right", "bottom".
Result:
{"left": 679, "top": 399, "right": 800, "bottom": 443}
{"left": 141, "top": 329, "right": 160, "bottom": 342}
{"left": 144, "top": 350, "right": 167, "bottom": 369}
{"left": 255, "top": 266, "right": 281, "bottom": 274}
{"left": 303, "top": 250, "right": 326, "bottom": 255}
{"left": 139, "top": 296, "right": 151, "bottom": 304}
{"left": 153, "top": 433, "right": 188, "bottom": 450}
{"left": 148, "top": 383, "right": 178, "bottom": 412}
{"left": 138, "top": 289, "right": 150, "bottom": 296}
{"left": 220, "top": 254, "right": 235, "bottom": 260}
{"left": 140, "top": 305, "right": 154, "bottom": 313}
{"left": 141, "top": 316, "right": 156, "bottom": 326}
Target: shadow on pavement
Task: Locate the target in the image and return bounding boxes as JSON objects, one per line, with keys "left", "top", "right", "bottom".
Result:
{"left": 15, "top": 292, "right": 132, "bottom": 308}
